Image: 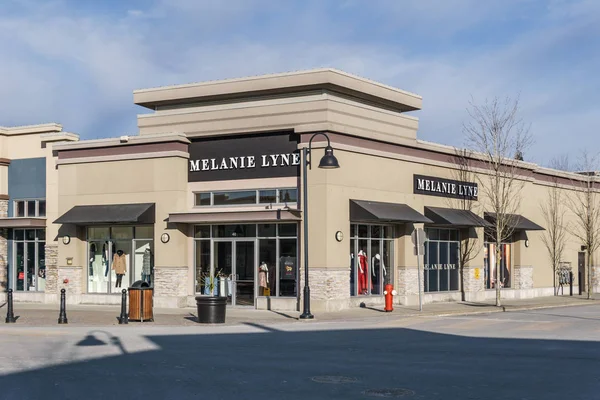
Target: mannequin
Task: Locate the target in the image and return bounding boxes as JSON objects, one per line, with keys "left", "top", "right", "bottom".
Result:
{"left": 371, "top": 253, "right": 387, "bottom": 294}
{"left": 258, "top": 262, "right": 269, "bottom": 296}
{"left": 142, "top": 248, "right": 153, "bottom": 284}
{"left": 357, "top": 250, "right": 368, "bottom": 295}
{"left": 103, "top": 242, "right": 115, "bottom": 277}
{"left": 373, "top": 254, "right": 387, "bottom": 276}
{"left": 112, "top": 249, "right": 127, "bottom": 288}
{"left": 89, "top": 243, "right": 96, "bottom": 276}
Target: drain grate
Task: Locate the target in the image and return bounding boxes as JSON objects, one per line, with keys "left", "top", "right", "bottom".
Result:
{"left": 311, "top": 376, "right": 359, "bottom": 384}
{"left": 363, "top": 388, "right": 415, "bottom": 397}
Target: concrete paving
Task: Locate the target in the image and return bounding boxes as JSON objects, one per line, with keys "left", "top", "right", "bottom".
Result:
{"left": 0, "top": 301, "right": 599, "bottom": 399}
{"left": 3, "top": 294, "right": 598, "bottom": 326}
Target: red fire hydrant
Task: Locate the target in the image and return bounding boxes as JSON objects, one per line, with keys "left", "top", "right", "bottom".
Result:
{"left": 384, "top": 284, "right": 397, "bottom": 312}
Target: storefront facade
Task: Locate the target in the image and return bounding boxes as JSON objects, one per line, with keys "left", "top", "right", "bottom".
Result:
{"left": 0, "top": 124, "right": 78, "bottom": 303}
{"left": 3, "top": 69, "right": 599, "bottom": 311}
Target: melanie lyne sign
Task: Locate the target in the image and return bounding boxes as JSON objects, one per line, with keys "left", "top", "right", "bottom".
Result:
{"left": 188, "top": 133, "right": 300, "bottom": 182}
{"left": 413, "top": 174, "right": 478, "bottom": 200}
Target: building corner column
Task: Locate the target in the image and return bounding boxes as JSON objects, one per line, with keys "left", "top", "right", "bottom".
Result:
{"left": 461, "top": 227, "right": 485, "bottom": 302}
{"left": 396, "top": 223, "right": 422, "bottom": 306}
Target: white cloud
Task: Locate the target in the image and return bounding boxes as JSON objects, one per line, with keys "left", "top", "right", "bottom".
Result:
{"left": 0, "top": 0, "right": 597, "bottom": 162}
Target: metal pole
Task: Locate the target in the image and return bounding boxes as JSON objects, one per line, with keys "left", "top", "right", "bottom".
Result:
{"left": 119, "top": 289, "right": 128, "bottom": 324}
{"left": 569, "top": 271, "right": 573, "bottom": 297}
{"left": 58, "top": 288, "right": 68, "bottom": 324}
{"left": 300, "top": 146, "right": 313, "bottom": 319}
{"left": 417, "top": 233, "right": 423, "bottom": 312}
{"left": 5, "top": 288, "right": 16, "bottom": 323}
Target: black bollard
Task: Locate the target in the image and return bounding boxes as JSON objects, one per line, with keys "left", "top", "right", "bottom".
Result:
{"left": 5, "top": 288, "right": 16, "bottom": 323}
{"left": 569, "top": 271, "right": 573, "bottom": 297}
{"left": 119, "top": 289, "right": 128, "bottom": 324}
{"left": 58, "top": 288, "right": 68, "bottom": 324}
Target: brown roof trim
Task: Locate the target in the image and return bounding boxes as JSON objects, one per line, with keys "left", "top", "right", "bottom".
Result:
{"left": 301, "top": 131, "right": 592, "bottom": 189}
{"left": 0, "top": 194, "right": 9, "bottom": 201}
{"left": 0, "top": 158, "right": 11, "bottom": 166}
{"left": 0, "top": 218, "right": 46, "bottom": 228}
{"left": 58, "top": 142, "right": 188, "bottom": 160}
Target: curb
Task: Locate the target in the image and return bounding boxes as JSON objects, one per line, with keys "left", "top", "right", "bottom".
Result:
{"left": 420, "top": 300, "right": 600, "bottom": 318}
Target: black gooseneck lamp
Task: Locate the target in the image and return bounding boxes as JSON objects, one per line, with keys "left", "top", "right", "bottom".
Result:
{"left": 299, "top": 133, "right": 340, "bottom": 320}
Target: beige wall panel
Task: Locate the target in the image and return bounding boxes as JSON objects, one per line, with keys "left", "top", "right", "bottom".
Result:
{"left": 305, "top": 147, "right": 591, "bottom": 291}
{"left": 138, "top": 99, "right": 328, "bottom": 132}
{"left": 0, "top": 165, "right": 8, "bottom": 195}
{"left": 3, "top": 134, "right": 48, "bottom": 159}
{"left": 138, "top": 96, "right": 418, "bottom": 145}
{"left": 58, "top": 158, "right": 187, "bottom": 196}
{"left": 327, "top": 102, "right": 417, "bottom": 141}
{"left": 58, "top": 157, "right": 188, "bottom": 271}
{"left": 139, "top": 108, "right": 329, "bottom": 137}
{"left": 45, "top": 145, "right": 60, "bottom": 242}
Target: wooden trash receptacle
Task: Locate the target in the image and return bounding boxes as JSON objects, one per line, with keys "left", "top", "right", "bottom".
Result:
{"left": 129, "top": 281, "right": 154, "bottom": 322}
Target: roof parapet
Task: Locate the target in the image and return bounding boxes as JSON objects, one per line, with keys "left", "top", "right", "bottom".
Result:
{"left": 133, "top": 68, "right": 422, "bottom": 113}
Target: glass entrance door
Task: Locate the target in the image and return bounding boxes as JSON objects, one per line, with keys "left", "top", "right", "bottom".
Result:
{"left": 213, "top": 241, "right": 233, "bottom": 304}
{"left": 212, "top": 240, "right": 255, "bottom": 306}
{"left": 234, "top": 241, "right": 255, "bottom": 306}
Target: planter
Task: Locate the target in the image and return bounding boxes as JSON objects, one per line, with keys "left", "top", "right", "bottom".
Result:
{"left": 195, "top": 296, "right": 227, "bottom": 324}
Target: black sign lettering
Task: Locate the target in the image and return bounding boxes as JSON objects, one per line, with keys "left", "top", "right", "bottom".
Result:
{"left": 414, "top": 174, "right": 478, "bottom": 200}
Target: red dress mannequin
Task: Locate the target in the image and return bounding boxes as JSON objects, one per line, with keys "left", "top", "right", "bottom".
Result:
{"left": 357, "top": 250, "right": 368, "bottom": 295}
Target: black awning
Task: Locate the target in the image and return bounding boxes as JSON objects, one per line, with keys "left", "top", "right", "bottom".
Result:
{"left": 54, "top": 203, "right": 155, "bottom": 225}
{"left": 350, "top": 200, "right": 432, "bottom": 224}
{"left": 425, "top": 207, "right": 492, "bottom": 228}
{"left": 484, "top": 212, "right": 545, "bottom": 231}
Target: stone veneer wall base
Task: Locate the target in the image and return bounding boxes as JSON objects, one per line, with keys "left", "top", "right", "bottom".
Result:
{"left": 155, "top": 296, "right": 188, "bottom": 309}
{"left": 513, "top": 265, "right": 534, "bottom": 290}
{"left": 153, "top": 266, "right": 188, "bottom": 297}
{"left": 591, "top": 266, "right": 600, "bottom": 294}
{"left": 301, "top": 268, "right": 350, "bottom": 312}
{"left": 44, "top": 244, "right": 59, "bottom": 294}
{"left": 58, "top": 266, "right": 83, "bottom": 297}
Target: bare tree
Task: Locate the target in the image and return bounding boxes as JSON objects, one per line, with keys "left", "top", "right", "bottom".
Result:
{"left": 449, "top": 148, "right": 482, "bottom": 300}
{"left": 548, "top": 154, "right": 572, "bottom": 172}
{"left": 567, "top": 151, "right": 600, "bottom": 299}
{"left": 463, "top": 96, "right": 531, "bottom": 307}
{"left": 540, "top": 157, "right": 568, "bottom": 295}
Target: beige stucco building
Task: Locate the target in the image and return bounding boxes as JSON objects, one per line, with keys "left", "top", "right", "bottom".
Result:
{"left": 1, "top": 69, "right": 597, "bottom": 311}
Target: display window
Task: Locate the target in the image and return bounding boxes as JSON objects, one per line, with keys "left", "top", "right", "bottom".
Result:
{"left": 423, "top": 228, "right": 460, "bottom": 292}
{"left": 87, "top": 226, "right": 154, "bottom": 294}
{"left": 349, "top": 224, "right": 394, "bottom": 296}
{"left": 484, "top": 242, "right": 512, "bottom": 289}
{"left": 194, "top": 223, "right": 298, "bottom": 306}
{"left": 12, "top": 229, "right": 45, "bottom": 292}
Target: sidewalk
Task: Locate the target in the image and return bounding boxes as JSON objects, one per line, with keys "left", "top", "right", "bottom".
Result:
{"left": 1, "top": 295, "right": 598, "bottom": 327}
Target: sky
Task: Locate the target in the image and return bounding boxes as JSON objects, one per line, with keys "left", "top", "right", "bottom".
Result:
{"left": 0, "top": 0, "right": 598, "bottom": 165}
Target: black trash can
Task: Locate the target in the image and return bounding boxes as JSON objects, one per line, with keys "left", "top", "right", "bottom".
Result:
{"left": 195, "top": 296, "right": 227, "bottom": 324}
{"left": 129, "top": 280, "right": 154, "bottom": 322}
